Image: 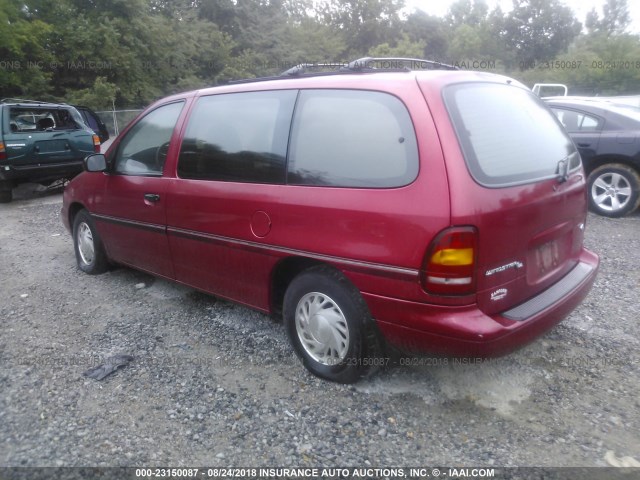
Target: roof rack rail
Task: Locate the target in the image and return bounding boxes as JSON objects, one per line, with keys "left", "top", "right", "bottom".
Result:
{"left": 228, "top": 56, "right": 458, "bottom": 85}
{"left": 279, "top": 57, "right": 458, "bottom": 77}
{"left": 1, "top": 97, "right": 67, "bottom": 105}
{"left": 227, "top": 64, "right": 349, "bottom": 84}
{"left": 280, "top": 62, "right": 347, "bottom": 77}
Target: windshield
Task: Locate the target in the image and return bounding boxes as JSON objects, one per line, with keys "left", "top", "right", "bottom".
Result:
{"left": 444, "top": 83, "right": 577, "bottom": 187}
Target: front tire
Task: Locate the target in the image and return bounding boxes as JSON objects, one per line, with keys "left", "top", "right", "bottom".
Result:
{"left": 73, "top": 210, "right": 109, "bottom": 274}
{"left": 587, "top": 164, "right": 640, "bottom": 217}
{"left": 283, "top": 266, "right": 382, "bottom": 383}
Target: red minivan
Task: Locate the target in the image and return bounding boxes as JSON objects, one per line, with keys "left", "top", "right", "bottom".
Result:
{"left": 62, "top": 58, "right": 599, "bottom": 383}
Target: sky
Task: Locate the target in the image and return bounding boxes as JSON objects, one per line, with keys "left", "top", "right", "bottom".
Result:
{"left": 405, "top": 0, "right": 640, "bottom": 34}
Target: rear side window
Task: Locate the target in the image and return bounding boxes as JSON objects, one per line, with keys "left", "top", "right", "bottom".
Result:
{"left": 178, "top": 91, "right": 297, "bottom": 183}
{"left": 287, "top": 90, "right": 419, "bottom": 188}
{"left": 444, "top": 83, "right": 578, "bottom": 187}
{"left": 551, "top": 108, "right": 602, "bottom": 132}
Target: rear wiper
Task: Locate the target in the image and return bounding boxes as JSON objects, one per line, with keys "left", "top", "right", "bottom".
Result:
{"left": 556, "top": 157, "right": 570, "bottom": 183}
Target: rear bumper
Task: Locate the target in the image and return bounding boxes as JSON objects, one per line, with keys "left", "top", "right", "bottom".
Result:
{"left": 0, "top": 161, "right": 83, "bottom": 184}
{"left": 367, "top": 248, "right": 599, "bottom": 357}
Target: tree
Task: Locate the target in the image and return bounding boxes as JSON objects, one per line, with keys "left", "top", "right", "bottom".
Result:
{"left": 368, "top": 33, "right": 426, "bottom": 58}
{"left": 66, "top": 76, "right": 117, "bottom": 110}
{"left": 23, "top": 0, "right": 237, "bottom": 105}
{"left": 585, "top": 8, "right": 600, "bottom": 34}
{"left": 316, "top": 0, "right": 406, "bottom": 56}
{"left": 501, "top": 0, "right": 581, "bottom": 70}
{"left": 0, "top": 0, "right": 53, "bottom": 97}
{"left": 440, "top": 2, "right": 508, "bottom": 69}
{"left": 446, "top": 0, "right": 489, "bottom": 28}
{"left": 585, "top": 0, "right": 630, "bottom": 36}
{"left": 402, "top": 10, "right": 449, "bottom": 60}
{"left": 285, "top": 19, "right": 348, "bottom": 65}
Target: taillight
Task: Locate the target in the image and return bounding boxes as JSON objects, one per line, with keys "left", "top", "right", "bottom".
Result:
{"left": 420, "top": 226, "right": 478, "bottom": 296}
{"left": 0, "top": 142, "right": 6, "bottom": 161}
{"left": 92, "top": 134, "right": 101, "bottom": 153}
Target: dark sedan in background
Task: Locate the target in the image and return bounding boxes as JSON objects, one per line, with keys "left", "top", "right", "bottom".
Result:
{"left": 545, "top": 98, "right": 640, "bottom": 217}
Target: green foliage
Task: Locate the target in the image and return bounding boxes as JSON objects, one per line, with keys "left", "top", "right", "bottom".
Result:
{"left": 317, "top": 0, "right": 405, "bottom": 56}
{"left": 0, "top": 0, "right": 54, "bottom": 96}
{"left": 446, "top": 0, "right": 489, "bottom": 28}
{"left": 585, "top": 0, "right": 631, "bottom": 36}
{"left": 602, "top": 0, "right": 631, "bottom": 35}
{"left": 402, "top": 10, "right": 448, "bottom": 59}
{"left": 501, "top": 0, "right": 582, "bottom": 70}
{"left": 1, "top": 0, "right": 639, "bottom": 105}
{"left": 65, "top": 76, "right": 117, "bottom": 110}
{"left": 517, "top": 33, "right": 640, "bottom": 95}
{"left": 285, "top": 20, "right": 348, "bottom": 65}
{"left": 368, "top": 34, "right": 426, "bottom": 58}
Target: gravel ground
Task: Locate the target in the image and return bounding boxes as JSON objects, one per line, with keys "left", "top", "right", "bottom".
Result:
{"left": 0, "top": 185, "right": 639, "bottom": 473}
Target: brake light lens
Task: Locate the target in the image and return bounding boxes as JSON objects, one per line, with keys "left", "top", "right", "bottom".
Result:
{"left": 0, "top": 142, "right": 6, "bottom": 161}
{"left": 92, "top": 134, "right": 101, "bottom": 153}
{"left": 421, "top": 226, "right": 478, "bottom": 296}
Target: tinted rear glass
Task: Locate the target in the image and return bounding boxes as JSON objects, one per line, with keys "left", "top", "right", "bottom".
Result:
{"left": 444, "top": 83, "right": 577, "bottom": 187}
{"left": 287, "top": 90, "right": 418, "bottom": 188}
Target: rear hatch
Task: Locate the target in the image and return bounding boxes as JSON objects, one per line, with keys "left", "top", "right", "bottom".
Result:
{"left": 432, "top": 80, "right": 588, "bottom": 316}
{"left": 2, "top": 107, "right": 95, "bottom": 167}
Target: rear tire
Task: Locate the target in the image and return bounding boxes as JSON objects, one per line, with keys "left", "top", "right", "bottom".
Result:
{"left": 283, "top": 266, "right": 382, "bottom": 383}
{"left": 587, "top": 164, "right": 640, "bottom": 217}
{"left": 73, "top": 210, "right": 109, "bottom": 274}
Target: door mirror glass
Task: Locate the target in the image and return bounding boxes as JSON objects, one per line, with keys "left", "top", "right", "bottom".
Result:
{"left": 84, "top": 153, "right": 107, "bottom": 172}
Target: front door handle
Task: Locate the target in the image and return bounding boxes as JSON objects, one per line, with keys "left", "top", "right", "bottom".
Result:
{"left": 144, "top": 193, "right": 160, "bottom": 202}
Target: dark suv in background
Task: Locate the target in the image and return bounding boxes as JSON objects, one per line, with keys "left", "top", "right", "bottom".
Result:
{"left": 0, "top": 99, "right": 101, "bottom": 202}
{"left": 75, "top": 105, "right": 110, "bottom": 143}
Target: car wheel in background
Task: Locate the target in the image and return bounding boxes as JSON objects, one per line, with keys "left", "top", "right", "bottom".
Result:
{"left": 283, "top": 266, "right": 382, "bottom": 384}
{"left": 587, "top": 164, "right": 640, "bottom": 217}
{"left": 73, "top": 210, "right": 109, "bottom": 274}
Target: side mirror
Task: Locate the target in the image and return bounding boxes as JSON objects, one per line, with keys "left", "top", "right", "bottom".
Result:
{"left": 84, "top": 153, "right": 107, "bottom": 172}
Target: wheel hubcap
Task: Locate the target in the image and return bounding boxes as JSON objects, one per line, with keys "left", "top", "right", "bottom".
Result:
{"left": 295, "top": 292, "right": 349, "bottom": 365}
{"left": 592, "top": 173, "right": 632, "bottom": 212}
{"left": 77, "top": 222, "right": 95, "bottom": 265}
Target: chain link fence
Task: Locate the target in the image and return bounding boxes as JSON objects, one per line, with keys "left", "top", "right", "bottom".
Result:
{"left": 95, "top": 109, "right": 143, "bottom": 137}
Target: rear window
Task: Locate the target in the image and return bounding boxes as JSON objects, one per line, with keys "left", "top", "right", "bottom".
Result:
{"left": 9, "top": 107, "right": 85, "bottom": 133}
{"left": 444, "top": 83, "right": 578, "bottom": 187}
